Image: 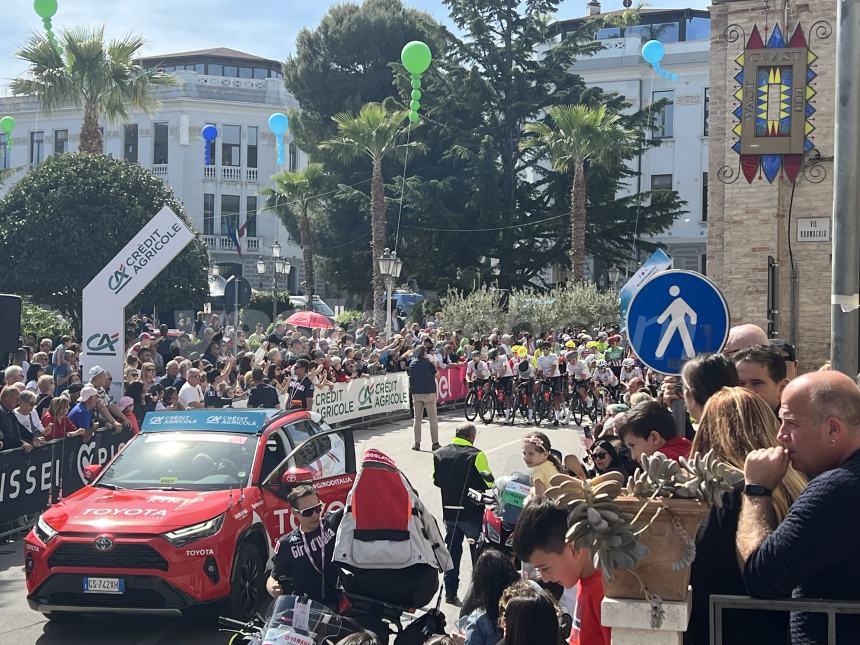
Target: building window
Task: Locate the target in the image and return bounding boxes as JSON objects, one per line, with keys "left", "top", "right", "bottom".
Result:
{"left": 153, "top": 122, "right": 169, "bottom": 165}
{"left": 702, "top": 172, "right": 709, "bottom": 222}
{"left": 208, "top": 63, "right": 223, "bottom": 76}
{"left": 686, "top": 17, "right": 711, "bottom": 41}
{"left": 253, "top": 68, "right": 268, "bottom": 79}
{"left": 224, "top": 65, "right": 238, "bottom": 77}
{"left": 53, "top": 129, "right": 68, "bottom": 155}
{"left": 0, "top": 135, "right": 8, "bottom": 169}
{"left": 222, "top": 125, "right": 241, "bottom": 167}
{"left": 239, "top": 67, "right": 253, "bottom": 79}
{"left": 651, "top": 174, "right": 673, "bottom": 191}
{"left": 221, "top": 194, "right": 240, "bottom": 236}
{"left": 30, "top": 131, "right": 45, "bottom": 166}
{"left": 247, "top": 126, "right": 258, "bottom": 169}
{"left": 703, "top": 88, "right": 710, "bottom": 136}
{"left": 246, "top": 196, "right": 257, "bottom": 238}
{"left": 203, "top": 193, "right": 215, "bottom": 236}
{"left": 288, "top": 142, "right": 298, "bottom": 171}
{"left": 204, "top": 122, "right": 216, "bottom": 165}
{"left": 652, "top": 90, "right": 674, "bottom": 139}
{"left": 124, "top": 124, "right": 138, "bottom": 162}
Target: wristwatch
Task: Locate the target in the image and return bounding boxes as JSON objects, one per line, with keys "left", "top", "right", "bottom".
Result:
{"left": 744, "top": 484, "right": 773, "bottom": 497}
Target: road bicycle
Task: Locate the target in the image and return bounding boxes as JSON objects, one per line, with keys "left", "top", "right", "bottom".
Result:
{"left": 534, "top": 378, "right": 556, "bottom": 426}
{"left": 479, "top": 377, "right": 510, "bottom": 424}
{"left": 464, "top": 380, "right": 486, "bottom": 422}
{"left": 510, "top": 379, "right": 534, "bottom": 424}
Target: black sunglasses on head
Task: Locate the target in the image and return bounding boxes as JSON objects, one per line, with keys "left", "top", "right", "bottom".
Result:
{"left": 298, "top": 503, "right": 322, "bottom": 518}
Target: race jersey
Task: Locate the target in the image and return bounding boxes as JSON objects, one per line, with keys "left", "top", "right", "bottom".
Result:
{"left": 569, "top": 360, "right": 591, "bottom": 381}
{"left": 515, "top": 360, "right": 536, "bottom": 380}
{"left": 536, "top": 353, "right": 560, "bottom": 378}
{"left": 488, "top": 357, "right": 513, "bottom": 378}
{"left": 593, "top": 369, "right": 619, "bottom": 387}
{"left": 466, "top": 360, "right": 491, "bottom": 381}
{"left": 604, "top": 346, "right": 625, "bottom": 366}
{"left": 619, "top": 366, "right": 643, "bottom": 382}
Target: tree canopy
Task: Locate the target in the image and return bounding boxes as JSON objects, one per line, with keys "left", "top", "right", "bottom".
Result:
{"left": 0, "top": 154, "right": 210, "bottom": 328}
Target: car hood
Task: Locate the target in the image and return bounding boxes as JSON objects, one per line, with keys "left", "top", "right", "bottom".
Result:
{"left": 42, "top": 486, "right": 237, "bottom": 534}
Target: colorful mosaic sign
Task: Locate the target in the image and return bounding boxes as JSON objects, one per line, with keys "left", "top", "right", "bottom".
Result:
{"left": 731, "top": 25, "right": 817, "bottom": 183}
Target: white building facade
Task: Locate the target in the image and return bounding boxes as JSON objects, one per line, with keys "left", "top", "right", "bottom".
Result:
{"left": 552, "top": 6, "right": 711, "bottom": 275}
{"left": 0, "top": 47, "right": 312, "bottom": 294}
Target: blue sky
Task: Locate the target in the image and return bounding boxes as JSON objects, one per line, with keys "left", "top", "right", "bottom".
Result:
{"left": 1, "top": 0, "right": 708, "bottom": 90}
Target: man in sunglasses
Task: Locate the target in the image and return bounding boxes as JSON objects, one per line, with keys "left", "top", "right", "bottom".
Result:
{"left": 266, "top": 483, "right": 340, "bottom": 607}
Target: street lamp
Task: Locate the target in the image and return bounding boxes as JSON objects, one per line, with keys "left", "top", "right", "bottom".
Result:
{"left": 608, "top": 266, "right": 621, "bottom": 288}
{"left": 211, "top": 264, "right": 220, "bottom": 277}
{"left": 257, "top": 242, "right": 290, "bottom": 324}
{"left": 378, "top": 247, "right": 404, "bottom": 340}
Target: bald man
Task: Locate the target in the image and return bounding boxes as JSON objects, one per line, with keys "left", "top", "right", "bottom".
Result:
{"left": 723, "top": 323, "right": 769, "bottom": 356}
{"left": 737, "top": 371, "right": 860, "bottom": 644}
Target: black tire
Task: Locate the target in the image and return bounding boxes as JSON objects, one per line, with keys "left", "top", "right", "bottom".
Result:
{"left": 572, "top": 396, "right": 585, "bottom": 426}
{"left": 224, "top": 541, "right": 266, "bottom": 620}
{"left": 464, "top": 391, "right": 479, "bottom": 421}
{"left": 479, "top": 391, "right": 496, "bottom": 424}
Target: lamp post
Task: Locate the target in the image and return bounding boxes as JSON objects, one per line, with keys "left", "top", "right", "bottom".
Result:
{"left": 607, "top": 266, "right": 621, "bottom": 289}
{"left": 378, "top": 248, "right": 404, "bottom": 340}
{"left": 257, "top": 241, "right": 290, "bottom": 325}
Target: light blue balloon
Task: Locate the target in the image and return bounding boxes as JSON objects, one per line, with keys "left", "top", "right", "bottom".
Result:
{"left": 268, "top": 112, "right": 289, "bottom": 135}
{"left": 642, "top": 40, "right": 665, "bottom": 65}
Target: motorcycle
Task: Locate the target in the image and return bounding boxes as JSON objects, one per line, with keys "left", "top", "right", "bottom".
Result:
{"left": 337, "top": 588, "right": 447, "bottom": 645}
{"left": 468, "top": 462, "right": 532, "bottom": 558}
{"left": 218, "top": 594, "right": 360, "bottom": 645}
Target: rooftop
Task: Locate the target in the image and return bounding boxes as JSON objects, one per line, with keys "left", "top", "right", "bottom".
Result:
{"left": 140, "top": 47, "right": 277, "bottom": 64}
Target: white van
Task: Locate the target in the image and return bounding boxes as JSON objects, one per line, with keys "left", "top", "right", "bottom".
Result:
{"left": 288, "top": 295, "right": 335, "bottom": 318}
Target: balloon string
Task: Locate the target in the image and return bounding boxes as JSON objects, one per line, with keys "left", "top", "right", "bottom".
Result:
{"left": 393, "top": 120, "right": 412, "bottom": 255}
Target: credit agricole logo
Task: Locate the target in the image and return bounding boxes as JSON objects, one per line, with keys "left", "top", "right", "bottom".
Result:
{"left": 108, "top": 264, "right": 132, "bottom": 295}
{"left": 86, "top": 332, "right": 120, "bottom": 356}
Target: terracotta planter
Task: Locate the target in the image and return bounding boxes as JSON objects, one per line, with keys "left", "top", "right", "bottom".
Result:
{"left": 602, "top": 496, "right": 709, "bottom": 602}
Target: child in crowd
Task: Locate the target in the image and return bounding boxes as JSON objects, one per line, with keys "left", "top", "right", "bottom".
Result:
{"left": 615, "top": 400, "right": 692, "bottom": 465}
{"left": 499, "top": 579, "right": 564, "bottom": 645}
{"left": 522, "top": 432, "right": 566, "bottom": 497}
{"left": 117, "top": 396, "right": 140, "bottom": 435}
{"left": 458, "top": 549, "right": 520, "bottom": 645}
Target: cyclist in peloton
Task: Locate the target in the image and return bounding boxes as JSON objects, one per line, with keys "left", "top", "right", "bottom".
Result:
{"left": 465, "top": 351, "right": 491, "bottom": 396}
{"left": 487, "top": 348, "right": 514, "bottom": 424}
{"left": 619, "top": 357, "right": 643, "bottom": 383}
{"left": 568, "top": 347, "right": 592, "bottom": 407}
{"left": 515, "top": 356, "right": 536, "bottom": 424}
{"left": 535, "top": 341, "right": 562, "bottom": 426}
{"left": 593, "top": 359, "right": 620, "bottom": 402}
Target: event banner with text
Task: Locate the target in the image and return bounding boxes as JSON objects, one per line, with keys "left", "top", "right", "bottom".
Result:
{"left": 313, "top": 373, "right": 411, "bottom": 424}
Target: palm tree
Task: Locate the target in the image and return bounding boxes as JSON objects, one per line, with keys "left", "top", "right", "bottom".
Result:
{"left": 10, "top": 27, "right": 173, "bottom": 154}
{"left": 522, "top": 105, "right": 636, "bottom": 281}
{"left": 262, "top": 163, "right": 328, "bottom": 299}
{"left": 320, "top": 102, "right": 415, "bottom": 328}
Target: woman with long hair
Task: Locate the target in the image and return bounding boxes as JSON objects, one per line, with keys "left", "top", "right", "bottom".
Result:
{"left": 459, "top": 550, "right": 519, "bottom": 645}
{"left": 124, "top": 380, "right": 148, "bottom": 425}
{"left": 499, "top": 580, "right": 561, "bottom": 645}
{"left": 686, "top": 386, "right": 806, "bottom": 645}
{"left": 41, "top": 396, "right": 85, "bottom": 439}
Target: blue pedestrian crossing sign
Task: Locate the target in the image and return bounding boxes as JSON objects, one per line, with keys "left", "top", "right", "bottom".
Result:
{"left": 626, "top": 270, "right": 730, "bottom": 375}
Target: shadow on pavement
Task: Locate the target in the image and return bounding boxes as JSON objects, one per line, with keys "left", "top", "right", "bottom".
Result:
{"left": 34, "top": 613, "right": 228, "bottom": 644}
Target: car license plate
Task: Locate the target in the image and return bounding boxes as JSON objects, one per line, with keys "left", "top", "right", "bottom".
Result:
{"left": 82, "top": 577, "right": 125, "bottom": 594}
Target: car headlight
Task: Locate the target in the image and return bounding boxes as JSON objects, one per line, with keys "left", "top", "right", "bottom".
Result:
{"left": 34, "top": 515, "right": 57, "bottom": 544}
{"left": 162, "top": 514, "right": 225, "bottom": 547}
{"left": 485, "top": 522, "right": 501, "bottom": 544}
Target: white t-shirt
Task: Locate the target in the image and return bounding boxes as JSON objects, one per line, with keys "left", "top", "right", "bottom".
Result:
{"left": 466, "top": 360, "right": 490, "bottom": 380}
{"left": 489, "top": 357, "right": 513, "bottom": 378}
{"left": 536, "top": 353, "right": 560, "bottom": 378}
{"left": 178, "top": 382, "right": 204, "bottom": 407}
{"left": 15, "top": 408, "right": 44, "bottom": 436}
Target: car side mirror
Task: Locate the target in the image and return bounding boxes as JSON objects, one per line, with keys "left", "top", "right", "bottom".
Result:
{"left": 280, "top": 467, "right": 314, "bottom": 486}
{"left": 83, "top": 464, "right": 102, "bottom": 482}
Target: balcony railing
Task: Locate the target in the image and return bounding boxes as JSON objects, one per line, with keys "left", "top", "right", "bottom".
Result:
{"left": 202, "top": 235, "right": 262, "bottom": 254}
{"left": 204, "top": 165, "right": 216, "bottom": 179}
{"left": 246, "top": 168, "right": 258, "bottom": 182}
{"left": 152, "top": 164, "right": 168, "bottom": 178}
{"left": 222, "top": 166, "right": 241, "bottom": 181}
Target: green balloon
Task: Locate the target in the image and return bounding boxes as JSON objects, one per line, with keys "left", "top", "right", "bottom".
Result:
{"left": 410, "top": 100, "right": 421, "bottom": 111}
{"left": 401, "top": 41, "right": 432, "bottom": 76}
{"left": 34, "top": 0, "right": 58, "bottom": 19}
{"left": 411, "top": 78, "right": 421, "bottom": 90}
{"left": 411, "top": 89, "right": 422, "bottom": 101}
{"left": 409, "top": 111, "right": 420, "bottom": 123}
{"left": 0, "top": 116, "right": 16, "bottom": 135}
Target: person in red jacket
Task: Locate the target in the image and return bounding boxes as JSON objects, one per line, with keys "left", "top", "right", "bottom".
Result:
{"left": 617, "top": 400, "right": 692, "bottom": 465}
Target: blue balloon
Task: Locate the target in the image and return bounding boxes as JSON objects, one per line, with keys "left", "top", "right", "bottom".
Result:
{"left": 268, "top": 113, "right": 289, "bottom": 135}
{"left": 201, "top": 124, "right": 218, "bottom": 142}
{"left": 642, "top": 40, "right": 665, "bottom": 65}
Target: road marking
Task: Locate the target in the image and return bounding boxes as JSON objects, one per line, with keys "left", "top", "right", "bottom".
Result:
{"left": 483, "top": 437, "right": 527, "bottom": 455}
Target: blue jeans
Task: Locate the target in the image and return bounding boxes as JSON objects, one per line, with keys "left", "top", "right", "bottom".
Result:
{"left": 443, "top": 518, "right": 482, "bottom": 597}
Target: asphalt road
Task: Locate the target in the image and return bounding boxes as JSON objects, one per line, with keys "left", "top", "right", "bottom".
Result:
{"left": 0, "top": 410, "right": 587, "bottom": 644}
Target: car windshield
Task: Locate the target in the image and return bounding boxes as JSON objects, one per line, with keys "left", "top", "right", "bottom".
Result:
{"left": 97, "top": 432, "right": 258, "bottom": 491}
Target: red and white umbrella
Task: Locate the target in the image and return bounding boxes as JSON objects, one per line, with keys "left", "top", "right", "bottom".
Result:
{"left": 284, "top": 311, "right": 333, "bottom": 329}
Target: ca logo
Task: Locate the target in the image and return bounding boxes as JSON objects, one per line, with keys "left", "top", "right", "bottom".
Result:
{"left": 107, "top": 264, "right": 131, "bottom": 294}
{"left": 358, "top": 385, "right": 373, "bottom": 410}
{"left": 86, "top": 332, "right": 120, "bottom": 356}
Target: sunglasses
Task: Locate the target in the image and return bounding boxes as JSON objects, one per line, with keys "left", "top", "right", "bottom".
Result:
{"left": 592, "top": 451, "right": 609, "bottom": 460}
{"left": 298, "top": 503, "right": 323, "bottom": 518}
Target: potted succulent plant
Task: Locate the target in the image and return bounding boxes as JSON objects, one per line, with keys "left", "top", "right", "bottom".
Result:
{"left": 546, "top": 450, "right": 742, "bottom": 618}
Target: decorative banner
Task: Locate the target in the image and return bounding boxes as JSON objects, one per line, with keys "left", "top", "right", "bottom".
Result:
{"left": 268, "top": 112, "right": 288, "bottom": 166}
{"left": 400, "top": 41, "right": 432, "bottom": 124}
{"left": 436, "top": 362, "right": 468, "bottom": 403}
{"left": 311, "top": 373, "right": 410, "bottom": 424}
{"left": 81, "top": 206, "right": 195, "bottom": 399}
{"left": 729, "top": 23, "right": 825, "bottom": 183}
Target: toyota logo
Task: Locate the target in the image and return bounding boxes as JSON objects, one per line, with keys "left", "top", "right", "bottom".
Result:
{"left": 94, "top": 535, "right": 114, "bottom": 552}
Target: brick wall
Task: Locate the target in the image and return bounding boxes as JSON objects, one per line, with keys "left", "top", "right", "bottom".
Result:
{"left": 707, "top": 0, "right": 836, "bottom": 370}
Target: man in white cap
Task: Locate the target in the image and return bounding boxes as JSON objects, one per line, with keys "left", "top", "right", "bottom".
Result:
{"left": 86, "top": 366, "right": 126, "bottom": 431}
{"left": 68, "top": 385, "right": 100, "bottom": 434}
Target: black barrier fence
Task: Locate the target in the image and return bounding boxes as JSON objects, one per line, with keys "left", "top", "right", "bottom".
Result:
{"left": 0, "top": 428, "right": 133, "bottom": 531}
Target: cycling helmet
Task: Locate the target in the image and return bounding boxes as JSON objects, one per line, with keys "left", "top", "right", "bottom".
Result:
{"left": 565, "top": 340, "right": 576, "bottom": 348}
{"left": 518, "top": 360, "right": 530, "bottom": 373}
{"left": 586, "top": 340, "right": 599, "bottom": 349}
{"left": 609, "top": 334, "right": 622, "bottom": 344}
{"left": 581, "top": 335, "right": 593, "bottom": 342}
{"left": 623, "top": 357, "right": 635, "bottom": 368}
{"left": 584, "top": 355, "right": 597, "bottom": 366}
{"left": 487, "top": 348, "right": 498, "bottom": 361}
{"left": 597, "top": 360, "right": 608, "bottom": 368}
{"left": 597, "top": 331, "right": 609, "bottom": 339}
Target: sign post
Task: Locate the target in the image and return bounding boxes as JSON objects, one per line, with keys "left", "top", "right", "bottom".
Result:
{"left": 81, "top": 206, "right": 196, "bottom": 398}
{"left": 626, "top": 270, "right": 730, "bottom": 376}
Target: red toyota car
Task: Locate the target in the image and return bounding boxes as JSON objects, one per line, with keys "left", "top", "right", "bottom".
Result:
{"left": 24, "top": 409, "right": 355, "bottom": 619}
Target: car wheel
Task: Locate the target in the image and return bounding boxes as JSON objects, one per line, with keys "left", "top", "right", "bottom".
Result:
{"left": 225, "top": 542, "right": 265, "bottom": 620}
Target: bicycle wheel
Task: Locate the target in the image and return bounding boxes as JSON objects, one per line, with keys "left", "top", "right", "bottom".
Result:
{"left": 587, "top": 392, "right": 600, "bottom": 422}
{"left": 572, "top": 396, "right": 585, "bottom": 426}
{"left": 479, "top": 390, "right": 496, "bottom": 424}
{"left": 464, "top": 391, "right": 479, "bottom": 421}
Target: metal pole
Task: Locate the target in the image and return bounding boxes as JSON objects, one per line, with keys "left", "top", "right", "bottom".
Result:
{"left": 831, "top": 0, "right": 860, "bottom": 376}
{"left": 272, "top": 269, "right": 278, "bottom": 325}
{"left": 385, "top": 277, "right": 393, "bottom": 341}
{"left": 233, "top": 278, "right": 239, "bottom": 357}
